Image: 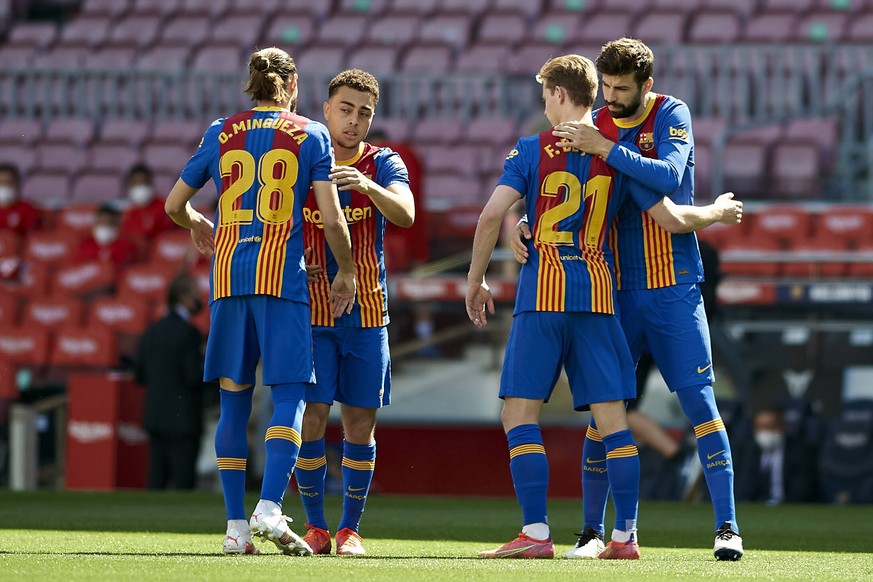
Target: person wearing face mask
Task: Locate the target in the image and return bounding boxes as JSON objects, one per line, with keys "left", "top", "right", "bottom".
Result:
{"left": 121, "top": 164, "right": 174, "bottom": 241}
{"left": 735, "top": 405, "right": 820, "bottom": 504}
{"left": 135, "top": 273, "right": 210, "bottom": 490}
{"left": 0, "top": 163, "right": 41, "bottom": 236}
{"left": 76, "top": 203, "right": 139, "bottom": 268}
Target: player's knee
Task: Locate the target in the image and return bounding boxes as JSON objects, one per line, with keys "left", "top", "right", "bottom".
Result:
{"left": 341, "top": 406, "right": 377, "bottom": 444}
{"left": 219, "top": 378, "right": 252, "bottom": 392}
{"left": 301, "top": 403, "right": 330, "bottom": 440}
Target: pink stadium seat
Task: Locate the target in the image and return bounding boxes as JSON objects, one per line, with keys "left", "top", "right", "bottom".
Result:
{"left": 418, "top": 145, "right": 478, "bottom": 176}
{"left": 0, "top": 146, "right": 37, "bottom": 176}
{"left": 506, "top": 44, "right": 565, "bottom": 74}
{"left": 295, "top": 45, "right": 346, "bottom": 76}
{"left": 70, "top": 172, "right": 122, "bottom": 204}
{"left": 418, "top": 15, "right": 472, "bottom": 47}
{"left": 815, "top": 206, "right": 873, "bottom": 247}
{"left": 0, "top": 327, "right": 51, "bottom": 368}
{"left": 792, "top": 12, "right": 848, "bottom": 42}
{"left": 337, "top": 0, "right": 390, "bottom": 14}
{"left": 438, "top": 0, "right": 493, "bottom": 16}
{"left": 400, "top": 45, "right": 453, "bottom": 72}
{"left": 317, "top": 15, "right": 370, "bottom": 47}
{"left": 770, "top": 143, "right": 822, "bottom": 197}
{"left": 83, "top": 48, "right": 137, "bottom": 70}
{"left": 99, "top": 120, "right": 150, "bottom": 147}
{"left": 477, "top": 12, "right": 529, "bottom": 46}
{"left": 702, "top": 0, "right": 757, "bottom": 13}
{"left": 57, "top": 204, "right": 98, "bottom": 237}
{"left": 20, "top": 173, "right": 69, "bottom": 205}
{"left": 369, "top": 118, "right": 413, "bottom": 142}
{"left": 270, "top": 0, "right": 332, "bottom": 19}
{"left": 345, "top": 45, "right": 399, "bottom": 74}
{"left": 748, "top": 206, "right": 813, "bottom": 245}
{"left": 86, "top": 143, "right": 141, "bottom": 174}
{"left": 368, "top": 15, "right": 421, "bottom": 45}
{"left": 390, "top": 0, "right": 440, "bottom": 15}
{"left": 531, "top": 12, "right": 582, "bottom": 45}
{"left": 23, "top": 295, "right": 84, "bottom": 330}
{"left": 454, "top": 43, "right": 510, "bottom": 72}
{"left": 135, "top": 46, "right": 192, "bottom": 71}
{"left": 761, "top": 0, "right": 816, "bottom": 12}
{"left": 691, "top": 117, "right": 727, "bottom": 147}
{"left": 492, "top": 0, "right": 544, "bottom": 17}
{"left": 142, "top": 144, "right": 193, "bottom": 176}
{"left": 742, "top": 13, "right": 797, "bottom": 42}
{"left": 159, "top": 15, "right": 211, "bottom": 47}
{"left": 571, "top": 12, "right": 635, "bottom": 47}
{"left": 192, "top": 46, "right": 244, "bottom": 73}
{"left": 130, "top": 0, "right": 180, "bottom": 17}
{"left": 8, "top": 22, "right": 58, "bottom": 49}
{"left": 80, "top": 0, "right": 131, "bottom": 18}
{"left": 36, "top": 143, "right": 88, "bottom": 175}
{"left": 463, "top": 117, "right": 517, "bottom": 147}
{"left": 208, "top": 15, "right": 264, "bottom": 51}
{"left": 651, "top": 0, "right": 693, "bottom": 8}
{"left": 33, "top": 46, "right": 89, "bottom": 69}
{"left": 148, "top": 120, "right": 206, "bottom": 148}
{"left": 104, "top": 14, "right": 162, "bottom": 49}
{"left": 178, "top": 0, "right": 233, "bottom": 19}
{"left": 0, "top": 119, "right": 43, "bottom": 146}
{"left": 424, "top": 174, "right": 484, "bottom": 211}
{"left": 412, "top": 118, "right": 465, "bottom": 145}
{"left": 687, "top": 11, "right": 740, "bottom": 43}
{"left": 722, "top": 141, "right": 768, "bottom": 195}
{"left": 45, "top": 118, "right": 95, "bottom": 147}
{"left": 50, "top": 326, "right": 117, "bottom": 369}
{"left": 632, "top": 12, "right": 687, "bottom": 45}
{"left": 56, "top": 17, "right": 110, "bottom": 49}
{"left": 596, "top": 0, "right": 652, "bottom": 14}
{"left": 845, "top": 13, "right": 873, "bottom": 42}
{"left": 694, "top": 143, "right": 713, "bottom": 200}
{"left": 263, "top": 16, "right": 317, "bottom": 47}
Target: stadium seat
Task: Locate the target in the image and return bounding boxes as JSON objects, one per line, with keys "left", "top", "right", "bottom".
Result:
{"left": 191, "top": 45, "right": 244, "bottom": 73}
{"left": 742, "top": 13, "right": 798, "bottom": 42}
{"left": 760, "top": 0, "right": 816, "bottom": 12}
{"left": 23, "top": 231, "right": 81, "bottom": 269}
{"left": 337, "top": 0, "right": 390, "bottom": 15}
{"left": 98, "top": 119, "right": 150, "bottom": 148}
{"left": 179, "top": 0, "right": 233, "bottom": 19}
{"left": 411, "top": 118, "right": 465, "bottom": 145}
{"left": 438, "top": 0, "right": 494, "bottom": 15}
{"left": 263, "top": 15, "right": 317, "bottom": 48}
{"left": 531, "top": 11, "right": 581, "bottom": 45}
{"left": 159, "top": 15, "right": 211, "bottom": 47}
{"left": 130, "top": 0, "right": 181, "bottom": 18}
{"left": 428, "top": 204, "right": 484, "bottom": 256}
{"left": 57, "top": 203, "right": 98, "bottom": 237}
{"left": 418, "top": 15, "right": 472, "bottom": 48}
{"left": 70, "top": 172, "right": 122, "bottom": 204}
{"left": 719, "top": 234, "right": 783, "bottom": 277}
{"left": 118, "top": 264, "right": 179, "bottom": 303}
{"left": 0, "top": 146, "right": 37, "bottom": 176}
{"left": 141, "top": 143, "right": 193, "bottom": 176}
{"left": 88, "top": 295, "right": 152, "bottom": 335}
{"left": 493, "top": 0, "right": 544, "bottom": 17}
{"left": 270, "top": 0, "right": 332, "bottom": 19}
{"left": 36, "top": 143, "right": 87, "bottom": 175}
{"left": 571, "top": 12, "right": 636, "bottom": 47}
{"left": 846, "top": 12, "right": 873, "bottom": 42}
{"left": 2, "top": 262, "right": 50, "bottom": 300}
{"left": 417, "top": 145, "right": 478, "bottom": 177}
{"left": 477, "top": 12, "right": 530, "bottom": 47}
{"left": 454, "top": 43, "right": 510, "bottom": 72}
{"left": 747, "top": 206, "right": 813, "bottom": 246}
{"left": 0, "top": 230, "right": 21, "bottom": 258}
{"left": 50, "top": 326, "right": 118, "bottom": 369}
{"left": 792, "top": 11, "right": 849, "bottom": 42}
{"left": 400, "top": 44, "right": 454, "bottom": 72}
{"left": 345, "top": 44, "right": 400, "bottom": 75}
{"left": 506, "top": 44, "right": 565, "bottom": 74}
{"left": 0, "top": 294, "right": 19, "bottom": 328}
{"left": 7, "top": 21, "right": 58, "bottom": 50}
{"left": 632, "top": 12, "right": 688, "bottom": 45}
{"left": 815, "top": 206, "right": 873, "bottom": 247}
{"left": 295, "top": 45, "right": 347, "bottom": 76}
{"left": 317, "top": 15, "right": 371, "bottom": 47}
{"left": 55, "top": 17, "right": 110, "bottom": 49}
{"left": 53, "top": 261, "right": 116, "bottom": 297}
{"left": 22, "top": 295, "right": 85, "bottom": 330}
{"left": 45, "top": 118, "right": 95, "bottom": 148}
{"left": 86, "top": 143, "right": 141, "bottom": 174}
{"left": 848, "top": 241, "right": 873, "bottom": 278}
{"left": 367, "top": 14, "right": 421, "bottom": 45}
{"left": 423, "top": 174, "right": 484, "bottom": 211}
{"left": 702, "top": 0, "right": 757, "bottom": 14}
{"left": 79, "top": 0, "right": 131, "bottom": 19}
{"left": 0, "top": 327, "right": 51, "bottom": 368}
{"left": 83, "top": 47, "right": 138, "bottom": 71}
{"left": 463, "top": 117, "right": 517, "bottom": 147}
{"left": 20, "top": 173, "right": 69, "bottom": 205}
{"left": 103, "top": 14, "right": 162, "bottom": 50}
{"left": 600, "top": 0, "right": 653, "bottom": 14}
{"left": 389, "top": 0, "right": 440, "bottom": 16}
{"left": 687, "top": 11, "right": 741, "bottom": 43}
{"left": 0, "top": 118, "right": 43, "bottom": 147}
{"left": 369, "top": 118, "right": 413, "bottom": 142}
{"left": 149, "top": 230, "right": 201, "bottom": 268}
{"left": 722, "top": 140, "right": 768, "bottom": 196}
{"left": 206, "top": 15, "right": 265, "bottom": 51}
{"left": 781, "top": 235, "right": 850, "bottom": 278}
{"left": 695, "top": 215, "right": 744, "bottom": 249}
{"left": 770, "top": 143, "right": 822, "bottom": 197}
{"left": 785, "top": 117, "right": 839, "bottom": 171}
{"left": 135, "top": 45, "right": 192, "bottom": 71}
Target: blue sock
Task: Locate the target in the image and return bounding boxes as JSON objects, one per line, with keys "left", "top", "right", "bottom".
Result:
{"left": 678, "top": 385, "right": 738, "bottom": 533}
{"left": 338, "top": 440, "right": 376, "bottom": 533}
{"left": 260, "top": 383, "right": 306, "bottom": 505}
{"left": 602, "top": 428, "right": 639, "bottom": 534}
{"left": 296, "top": 438, "right": 329, "bottom": 530}
{"left": 215, "top": 387, "right": 253, "bottom": 520}
{"left": 506, "top": 424, "right": 549, "bottom": 529}
{"left": 582, "top": 420, "right": 609, "bottom": 535}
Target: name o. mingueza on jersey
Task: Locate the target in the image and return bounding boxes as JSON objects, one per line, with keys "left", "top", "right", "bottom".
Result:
{"left": 218, "top": 117, "right": 310, "bottom": 145}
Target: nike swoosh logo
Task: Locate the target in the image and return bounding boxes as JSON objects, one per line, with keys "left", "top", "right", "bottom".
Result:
{"left": 348, "top": 486, "right": 367, "bottom": 492}
{"left": 707, "top": 449, "right": 725, "bottom": 460}
{"left": 585, "top": 458, "right": 605, "bottom": 464}
{"left": 697, "top": 363, "right": 713, "bottom": 374}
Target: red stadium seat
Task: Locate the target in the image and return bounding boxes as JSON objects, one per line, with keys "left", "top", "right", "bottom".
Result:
{"left": 57, "top": 203, "right": 98, "bottom": 237}
{"left": 478, "top": 12, "right": 529, "bottom": 47}
{"left": 50, "top": 326, "right": 117, "bottom": 369}
{"left": 53, "top": 261, "right": 115, "bottom": 297}
{"left": 0, "top": 327, "right": 51, "bottom": 367}
{"left": 687, "top": 11, "right": 741, "bottom": 44}
{"left": 747, "top": 206, "right": 813, "bottom": 246}
{"left": 815, "top": 206, "right": 873, "bottom": 247}
{"left": 719, "top": 234, "right": 783, "bottom": 277}
{"left": 118, "top": 264, "right": 178, "bottom": 303}
{"left": 23, "top": 231, "right": 81, "bottom": 268}
{"left": 0, "top": 294, "right": 20, "bottom": 328}
{"left": 782, "top": 235, "right": 850, "bottom": 278}
{"left": 150, "top": 230, "right": 201, "bottom": 268}
{"left": 23, "top": 295, "right": 85, "bottom": 330}
{"left": 70, "top": 172, "right": 122, "bottom": 205}
{"left": 2, "top": 262, "right": 50, "bottom": 300}
{"left": 0, "top": 230, "right": 21, "bottom": 257}
{"left": 88, "top": 295, "right": 151, "bottom": 335}
{"left": 848, "top": 241, "right": 873, "bottom": 278}
{"left": 428, "top": 204, "right": 484, "bottom": 256}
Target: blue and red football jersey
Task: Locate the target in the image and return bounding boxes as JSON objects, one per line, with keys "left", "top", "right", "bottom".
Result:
{"left": 595, "top": 94, "right": 704, "bottom": 290}
{"left": 180, "top": 107, "right": 334, "bottom": 305}
{"left": 499, "top": 130, "right": 659, "bottom": 316}
{"left": 304, "top": 142, "right": 409, "bottom": 328}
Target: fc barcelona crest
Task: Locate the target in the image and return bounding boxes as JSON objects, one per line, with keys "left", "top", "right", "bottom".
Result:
{"left": 638, "top": 132, "right": 655, "bottom": 152}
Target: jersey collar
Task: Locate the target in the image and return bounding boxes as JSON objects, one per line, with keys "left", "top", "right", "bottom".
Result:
{"left": 336, "top": 142, "right": 365, "bottom": 166}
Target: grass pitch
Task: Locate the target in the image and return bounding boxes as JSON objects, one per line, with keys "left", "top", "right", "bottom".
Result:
{"left": 1, "top": 491, "right": 871, "bottom": 581}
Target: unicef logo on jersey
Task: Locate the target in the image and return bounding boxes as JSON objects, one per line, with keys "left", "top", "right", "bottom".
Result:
{"left": 237, "top": 235, "right": 263, "bottom": 244}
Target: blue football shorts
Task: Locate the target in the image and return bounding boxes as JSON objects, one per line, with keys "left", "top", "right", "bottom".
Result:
{"left": 500, "top": 311, "right": 636, "bottom": 411}
{"left": 617, "top": 283, "right": 714, "bottom": 392}
{"left": 307, "top": 326, "right": 391, "bottom": 408}
{"left": 204, "top": 295, "right": 315, "bottom": 386}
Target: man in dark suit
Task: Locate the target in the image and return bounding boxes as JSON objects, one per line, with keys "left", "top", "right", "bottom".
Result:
{"left": 136, "top": 273, "right": 208, "bottom": 490}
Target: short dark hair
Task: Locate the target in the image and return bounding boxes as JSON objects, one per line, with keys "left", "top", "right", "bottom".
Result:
{"left": 0, "top": 162, "right": 21, "bottom": 188}
{"left": 126, "top": 163, "right": 153, "bottom": 183}
{"left": 596, "top": 37, "right": 655, "bottom": 86}
{"left": 328, "top": 69, "right": 380, "bottom": 105}
{"left": 97, "top": 202, "right": 121, "bottom": 217}
{"left": 167, "top": 273, "right": 199, "bottom": 307}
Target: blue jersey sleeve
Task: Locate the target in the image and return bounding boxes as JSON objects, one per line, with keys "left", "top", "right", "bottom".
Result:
{"left": 373, "top": 147, "right": 410, "bottom": 188}
{"left": 180, "top": 119, "right": 223, "bottom": 189}
{"left": 497, "top": 138, "right": 529, "bottom": 196}
{"left": 604, "top": 99, "right": 693, "bottom": 196}
{"left": 307, "top": 122, "right": 334, "bottom": 182}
